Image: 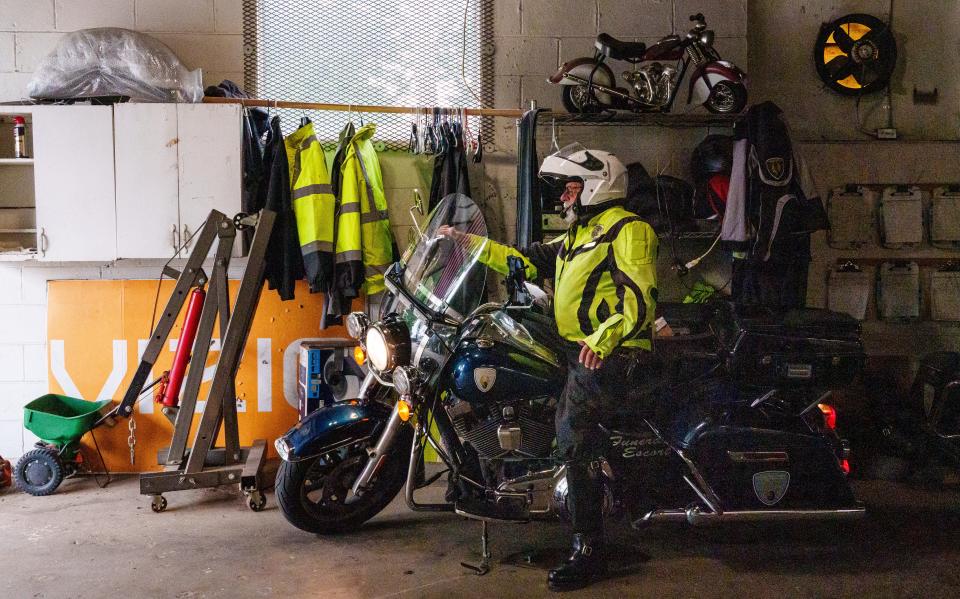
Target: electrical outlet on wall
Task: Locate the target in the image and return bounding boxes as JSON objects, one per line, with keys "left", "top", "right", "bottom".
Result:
{"left": 876, "top": 128, "right": 898, "bottom": 139}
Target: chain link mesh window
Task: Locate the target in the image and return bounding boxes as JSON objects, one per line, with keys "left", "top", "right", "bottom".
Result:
{"left": 243, "top": 0, "right": 494, "bottom": 149}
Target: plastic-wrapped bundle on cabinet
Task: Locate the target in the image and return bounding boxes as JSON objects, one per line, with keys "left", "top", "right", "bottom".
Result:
{"left": 27, "top": 28, "right": 202, "bottom": 103}
{"left": 930, "top": 267, "right": 960, "bottom": 322}
{"left": 879, "top": 186, "right": 924, "bottom": 249}
{"left": 827, "top": 263, "right": 871, "bottom": 320}
{"left": 827, "top": 185, "right": 875, "bottom": 249}
{"left": 877, "top": 261, "right": 920, "bottom": 321}
{"left": 930, "top": 186, "right": 960, "bottom": 249}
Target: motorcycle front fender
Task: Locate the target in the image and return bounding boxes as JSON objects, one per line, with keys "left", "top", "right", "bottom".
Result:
{"left": 687, "top": 60, "right": 746, "bottom": 105}
{"left": 276, "top": 400, "right": 391, "bottom": 462}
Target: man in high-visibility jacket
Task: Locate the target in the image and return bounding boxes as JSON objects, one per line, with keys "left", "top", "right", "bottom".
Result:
{"left": 439, "top": 144, "right": 658, "bottom": 591}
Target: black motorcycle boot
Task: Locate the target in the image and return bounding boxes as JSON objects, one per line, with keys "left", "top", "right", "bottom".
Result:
{"left": 547, "top": 533, "right": 607, "bottom": 591}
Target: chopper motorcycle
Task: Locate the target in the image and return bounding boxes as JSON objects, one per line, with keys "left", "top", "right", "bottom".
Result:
{"left": 550, "top": 13, "right": 747, "bottom": 114}
{"left": 274, "top": 193, "right": 864, "bottom": 555}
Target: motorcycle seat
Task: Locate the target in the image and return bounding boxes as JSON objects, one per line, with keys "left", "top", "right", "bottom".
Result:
{"left": 595, "top": 34, "right": 647, "bottom": 61}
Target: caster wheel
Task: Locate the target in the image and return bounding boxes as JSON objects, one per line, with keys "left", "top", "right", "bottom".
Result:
{"left": 151, "top": 495, "right": 168, "bottom": 513}
{"left": 248, "top": 490, "right": 266, "bottom": 512}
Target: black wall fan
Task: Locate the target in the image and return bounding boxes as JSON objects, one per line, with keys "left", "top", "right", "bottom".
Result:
{"left": 814, "top": 13, "right": 897, "bottom": 95}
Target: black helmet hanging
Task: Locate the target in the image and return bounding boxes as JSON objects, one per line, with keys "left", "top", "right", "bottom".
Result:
{"left": 690, "top": 134, "right": 734, "bottom": 220}
{"left": 690, "top": 134, "right": 733, "bottom": 184}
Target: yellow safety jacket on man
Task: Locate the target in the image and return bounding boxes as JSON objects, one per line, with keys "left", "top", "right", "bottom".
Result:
{"left": 471, "top": 205, "right": 658, "bottom": 358}
{"left": 337, "top": 123, "right": 394, "bottom": 296}
{"left": 286, "top": 122, "right": 336, "bottom": 292}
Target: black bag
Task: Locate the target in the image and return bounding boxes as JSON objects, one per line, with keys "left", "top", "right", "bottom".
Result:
{"left": 625, "top": 167, "right": 696, "bottom": 234}
{"left": 713, "top": 303, "right": 864, "bottom": 387}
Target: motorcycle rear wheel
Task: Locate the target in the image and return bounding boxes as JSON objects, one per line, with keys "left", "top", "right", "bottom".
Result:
{"left": 561, "top": 85, "right": 601, "bottom": 114}
{"left": 704, "top": 80, "right": 747, "bottom": 114}
{"left": 276, "top": 426, "right": 413, "bottom": 534}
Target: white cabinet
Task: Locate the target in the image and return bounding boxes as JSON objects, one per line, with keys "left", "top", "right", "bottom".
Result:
{"left": 115, "top": 104, "right": 181, "bottom": 259}
{"left": 176, "top": 104, "right": 243, "bottom": 256}
{"left": 33, "top": 105, "right": 117, "bottom": 262}
{"left": 114, "top": 103, "right": 243, "bottom": 259}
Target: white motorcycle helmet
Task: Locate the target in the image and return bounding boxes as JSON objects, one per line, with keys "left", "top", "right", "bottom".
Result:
{"left": 539, "top": 143, "right": 627, "bottom": 209}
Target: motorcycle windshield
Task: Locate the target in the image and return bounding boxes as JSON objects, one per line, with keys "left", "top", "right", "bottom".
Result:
{"left": 401, "top": 193, "right": 488, "bottom": 323}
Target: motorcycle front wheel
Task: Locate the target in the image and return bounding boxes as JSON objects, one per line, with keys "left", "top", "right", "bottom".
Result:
{"left": 276, "top": 426, "right": 413, "bottom": 534}
{"left": 704, "top": 80, "right": 747, "bottom": 114}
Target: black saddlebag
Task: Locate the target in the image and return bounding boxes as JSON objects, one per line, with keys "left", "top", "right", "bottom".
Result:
{"left": 713, "top": 303, "right": 864, "bottom": 387}
{"left": 688, "top": 425, "right": 856, "bottom": 510}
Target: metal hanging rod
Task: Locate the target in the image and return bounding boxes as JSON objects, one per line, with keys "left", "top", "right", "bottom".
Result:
{"left": 202, "top": 96, "right": 523, "bottom": 118}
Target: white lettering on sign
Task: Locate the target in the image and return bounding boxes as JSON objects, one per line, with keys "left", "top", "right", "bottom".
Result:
{"left": 49, "top": 339, "right": 275, "bottom": 412}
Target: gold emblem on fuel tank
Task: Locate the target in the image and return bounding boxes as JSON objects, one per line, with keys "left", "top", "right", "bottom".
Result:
{"left": 474, "top": 367, "right": 497, "bottom": 393}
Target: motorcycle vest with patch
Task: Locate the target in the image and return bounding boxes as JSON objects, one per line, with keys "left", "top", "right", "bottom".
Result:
{"left": 471, "top": 205, "right": 658, "bottom": 359}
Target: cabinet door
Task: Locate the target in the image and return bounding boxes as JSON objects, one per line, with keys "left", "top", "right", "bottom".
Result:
{"left": 33, "top": 105, "right": 117, "bottom": 262}
{"left": 176, "top": 104, "right": 243, "bottom": 257}
{"left": 115, "top": 104, "right": 181, "bottom": 259}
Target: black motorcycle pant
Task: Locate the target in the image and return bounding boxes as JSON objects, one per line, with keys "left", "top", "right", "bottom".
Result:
{"left": 555, "top": 343, "right": 653, "bottom": 540}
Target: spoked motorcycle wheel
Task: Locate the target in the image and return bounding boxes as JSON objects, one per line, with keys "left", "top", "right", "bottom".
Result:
{"left": 276, "top": 426, "right": 413, "bottom": 534}
{"left": 705, "top": 80, "right": 747, "bottom": 114}
{"left": 561, "top": 85, "right": 600, "bottom": 114}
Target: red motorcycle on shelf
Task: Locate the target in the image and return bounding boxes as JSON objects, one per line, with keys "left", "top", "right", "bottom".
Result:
{"left": 550, "top": 13, "right": 748, "bottom": 114}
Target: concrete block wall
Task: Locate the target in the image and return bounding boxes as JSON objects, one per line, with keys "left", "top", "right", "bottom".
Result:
{"left": 0, "top": 0, "right": 243, "bottom": 101}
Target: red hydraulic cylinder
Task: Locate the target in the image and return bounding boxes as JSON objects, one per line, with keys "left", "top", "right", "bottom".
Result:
{"left": 161, "top": 287, "right": 206, "bottom": 408}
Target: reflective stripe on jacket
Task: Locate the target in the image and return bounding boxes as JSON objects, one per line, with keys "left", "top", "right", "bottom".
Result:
{"left": 471, "top": 205, "right": 658, "bottom": 358}
{"left": 338, "top": 123, "right": 394, "bottom": 296}
{"left": 286, "top": 122, "right": 336, "bottom": 292}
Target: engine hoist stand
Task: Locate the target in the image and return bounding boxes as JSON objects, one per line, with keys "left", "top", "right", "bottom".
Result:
{"left": 97, "top": 209, "right": 276, "bottom": 512}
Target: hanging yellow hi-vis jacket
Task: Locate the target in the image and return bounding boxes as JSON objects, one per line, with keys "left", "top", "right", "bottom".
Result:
{"left": 337, "top": 123, "right": 394, "bottom": 296}
{"left": 286, "top": 121, "right": 336, "bottom": 292}
{"left": 470, "top": 205, "right": 658, "bottom": 359}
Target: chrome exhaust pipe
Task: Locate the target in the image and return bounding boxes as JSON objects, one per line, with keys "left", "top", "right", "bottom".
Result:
{"left": 635, "top": 505, "right": 866, "bottom": 528}
{"left": 685, "top": 505, "right": 866, "bottom": 526}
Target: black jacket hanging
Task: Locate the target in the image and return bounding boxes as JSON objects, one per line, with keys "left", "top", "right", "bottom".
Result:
{"left": 428, "top": 121, "right": 470, "bottom": 211}
{"left": 259, "top": 116, "right": 304, "bottom": 301}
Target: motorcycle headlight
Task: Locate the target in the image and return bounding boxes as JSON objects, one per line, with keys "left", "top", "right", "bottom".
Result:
{"left": 364, "top": 317, "right": 411, "bottom": 375}
{"left": 274, "top": 437, "right": 292, "bottom": 461}
{"left": 392, "top": 366, "right": 420, "bottom": 396}
{"left": 346, "top": 312, "right": 369, "bottom": 340}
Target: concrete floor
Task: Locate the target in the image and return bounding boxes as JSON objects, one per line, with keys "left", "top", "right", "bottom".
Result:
{"left": 3, "top": 469, "right": 960, "bottom": 599}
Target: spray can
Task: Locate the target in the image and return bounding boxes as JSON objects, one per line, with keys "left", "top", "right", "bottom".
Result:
{"left": 13, "top": 116, "right": 27, "bottom": 159}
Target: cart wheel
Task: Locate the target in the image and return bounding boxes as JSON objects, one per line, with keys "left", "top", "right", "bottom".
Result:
{"left": 14, "top": 448, "right": 64, "bottom": 496}
{"left": 151, "top": 495, "right": 168, "bottom": 513}
{"left": 248, "top": 489, "right": 266, "bottom": 512}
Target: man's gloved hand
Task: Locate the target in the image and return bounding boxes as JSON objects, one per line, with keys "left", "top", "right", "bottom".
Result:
{"left": 578, "top": 340, "right": 603, "bottom": 370}
{"left": 436, "top": 225, "right": 466, "bottom": 243}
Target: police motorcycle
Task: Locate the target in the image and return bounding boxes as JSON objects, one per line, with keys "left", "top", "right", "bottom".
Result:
{"left": 274, "top": 192, "right": 865, "bottom": 557}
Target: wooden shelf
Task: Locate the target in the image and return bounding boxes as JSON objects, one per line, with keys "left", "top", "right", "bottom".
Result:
{"left": 0, "top": 158, "right": 34, "bottom": 165}
{"left": 0, "top": 228, "right": 36, "bottom": 233}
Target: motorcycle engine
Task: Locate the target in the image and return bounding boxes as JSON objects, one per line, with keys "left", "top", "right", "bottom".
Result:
{"left": 445, "top": 395, "right": 555, "bottom": 460}
{"left": 623, "top": 62, "right": 677, "bottom": 107}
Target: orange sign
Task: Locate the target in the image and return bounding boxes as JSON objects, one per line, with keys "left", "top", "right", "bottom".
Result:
{"left": 48, "top": 280, "right": 351, "bottom": 472}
